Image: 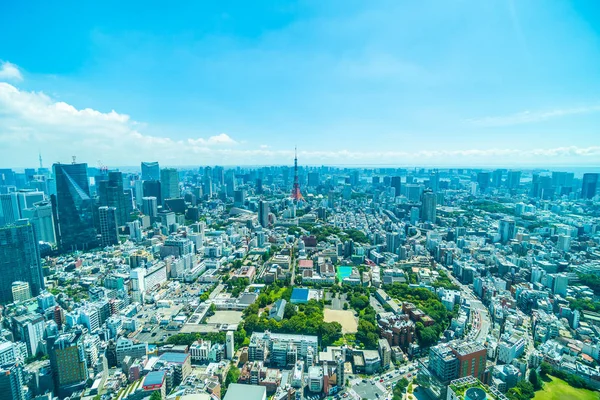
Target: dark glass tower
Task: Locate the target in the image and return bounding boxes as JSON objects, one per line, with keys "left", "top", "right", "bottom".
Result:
{"left": 0, "top": 220, "right": 44, "bottom": 303}
{"left": 581, "top": 173, "right": 599, "bottom": 199}
{"left": 97, "top": 171, "right": 128, "bottom": 226}
{"left": 53, "top": 163, "right": 98, "bottom": 251}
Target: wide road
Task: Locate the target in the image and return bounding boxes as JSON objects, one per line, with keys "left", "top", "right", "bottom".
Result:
{"left": 447, "top": 270, "right": 491, "bottom": 342}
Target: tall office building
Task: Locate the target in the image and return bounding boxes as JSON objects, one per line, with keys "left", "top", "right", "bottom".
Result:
{"left": 420, "top": 190, "right": 437, "bottom": 223}
{"left": 142, "top": 197, "right": 158, "bottom": 221}
{"left": 307, "top": 172, "right": 320, "bottom": 187}
{"left": 99, "top": 206, "right": 119, "bottom": 247}
{"left": 226, "top": 331, "right": 235, "bottom": 360}
{"left": 581, "top": 173, "right": 599, "bottom": 199}
{"left": 21, "top": 201, "right": 57, "bottom": 244}
{"left": 160, "top": 168, "right": 180, "bottom": 200}
{"left": 143, "top": 180, "right": 162, "bottom": 206}
{"left": 258, "top": 200, "right": 269, "bottom": 228}
{"left": 0, "top": 362, "right": 27, "bottom": 400}
{"left": 476, "top": 172, "right": 491, "bottom": 192}
{"left": 390, "top": 176, "right": 402, "bottom": 197}
{"left": 53, "top": 163, "right": 97, "bottom": 251}
{"left": 491, "top": 169, "right": 503, "bottom": 188}
{"left": 49, "top": 330, "right": 89, "bottom": 398}
{"left": 97, "top": 171, "right": 129, "bottom": 226}
{"left": 498, "top": 218, "right": 516, "bottom": 244}
{"left": 0, "top": 220, "right": 44, "bottom": 303}
{"left": 16, "top": 190, "right": 45, "bottom": 216}
{"left": 0, "top": 192, "right": 19, "bottom": 226}
{"left": 11, "top": 281, "right": 32, "bottom": 302}
{"left": 506, "top": 170, "right": 521, "bottom": 189}
{"left": 141, "top": 161, "right": 160, "bottom": 181}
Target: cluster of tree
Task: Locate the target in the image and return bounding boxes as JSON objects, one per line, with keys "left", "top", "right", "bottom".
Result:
{"left": 540, "top": 362, "right": 594, "bottom": 390}
{"left": 227, "top": 278, "right": 250, "bottom": 297}
{"left": 506, "top": 380, "right": 536, "bottom": 400}
{"left": 243, "top": 299, "right": 342, "bottom": 347}
{"left": 528, "top": 368, "right": 543, "bottom": 391}
{"left": 224, "top": 365, "right": 240, "bottom": 389}
{"left": 342, "top": 228, "right": 369, "bottom": 244}
{"left": 569, "top": 298, "right": 600, "bottom": 313}
{"left": 576, "top": 273, "right": 600, "bottom": 296}
{"left": 356, "top": 305, "right": 379, "bottom": 349}
{"left": 384, "top": 283, "right": 453, "bottom": 347}
{"left": 392, "top": 377, "right": 409, "bottom": 400}
{"left": 255, "top": 283, "right": 293, "bottom": 308}
{"left": 473, "top": 200, "right": 515, "bottom": 215}
{"left": 199, "top": 284, "right": 216, "bottom": 302}
{"left": 431, "top": 270, "right": 460, "bottom": 290}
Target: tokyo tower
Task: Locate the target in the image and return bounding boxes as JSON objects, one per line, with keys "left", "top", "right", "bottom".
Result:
{"left": 291, "top": 147, "right": 304, "bottom": 202}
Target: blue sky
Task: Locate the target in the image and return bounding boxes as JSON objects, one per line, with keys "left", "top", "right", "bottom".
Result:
{"left": 1, "top": 0, "right": 600, "bottom": 167}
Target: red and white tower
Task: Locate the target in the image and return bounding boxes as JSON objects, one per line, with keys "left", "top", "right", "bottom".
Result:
{"left": 291, "top": 147, "right": 304, "bottom": 202}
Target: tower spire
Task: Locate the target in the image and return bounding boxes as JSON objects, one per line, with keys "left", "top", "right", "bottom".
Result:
{"left": 38, "top": 151, "right": 43, "bottom": 169}
{"left": 291, "top": 146, "right": 304, "bottom": 203}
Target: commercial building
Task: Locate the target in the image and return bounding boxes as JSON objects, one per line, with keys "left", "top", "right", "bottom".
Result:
{"left": 0, "top": 362, "right": 27, "bottom": 400}
{"left": 0, "top": 220, "right": 44, "bottom": 303}
{"left": 224, "top": 383, "right": 267, "bottom": 400}
{"left": 11, "top": 281, "right": 31, "bottom": 302}
{"left": 97, "top": 171, "right": 129, "bottom": 226}
{"left": 48, "top": 330, "right": 89, "bottom": 398}
{"left": 161, "top": 168, "right": 180, "bottom": 200}
{"left": 581, "top": 173, "right": 598, "bottom": 199}
{"left": 53, "top": 163, "right": 97, "bottom": 251}
{"left": 20, "top": 200, "right": 56, "bottom": 244}
{"left": 421, "top": 190, "right": 437, "bottom": 223}
{"left": 258, "top": 200, "right": 270, "bottom": 228}
{"left": 98, "top": 206, "right": 119, "bottom": 247}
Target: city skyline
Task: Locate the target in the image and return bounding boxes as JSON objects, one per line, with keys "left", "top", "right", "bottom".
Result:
{"left": 2, "top": 1, "right": 600, "bottom": 167}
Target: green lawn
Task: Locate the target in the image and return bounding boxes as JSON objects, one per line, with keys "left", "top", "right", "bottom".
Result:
{"left": 534, "top": 376, "right": 599, "bottom": 400}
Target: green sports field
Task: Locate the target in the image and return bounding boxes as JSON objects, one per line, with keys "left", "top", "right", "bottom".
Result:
{"left": 533, "top": 376, "right": 599, "bottom": 400}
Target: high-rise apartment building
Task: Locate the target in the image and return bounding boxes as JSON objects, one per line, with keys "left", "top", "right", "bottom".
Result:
{"left": 476, "top": 172, "right": 491, "bottom": 192}
{"left": 581, "top": 173, "right": 599, "bottom": 199}
{"left": 98, "top": 206, "right": 119, "bottom": 247}
{"left": 160, "top": 168, "right": 180, "bottom": 200}
{"left": 0, "top": 220, "right": 44, "bottom": 303}
{"left": 53, "top": 163, "right": 97, "bottom": 251}
{"left": 11, "top": 281, "right": 32, "bottom": 302}
{"left": 141, "top": 161, "right": 160, "bottom": 181}
{"left": 258, "top": 200, "right": 269, "bottom": 228}
{"left": 420, "top": 190, "right": 437, "bottom": 223}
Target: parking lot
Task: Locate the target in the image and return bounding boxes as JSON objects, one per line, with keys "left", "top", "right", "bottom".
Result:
{"left": 352, "top": 380, "right": 386, "bottom": 399}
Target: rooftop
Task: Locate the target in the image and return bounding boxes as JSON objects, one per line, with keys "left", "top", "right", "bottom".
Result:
{"left": 224, "top": 383, "right": 266, "bottom": 400}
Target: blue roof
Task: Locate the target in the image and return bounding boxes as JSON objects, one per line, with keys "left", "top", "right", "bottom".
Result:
{"left": 290, "top": 288, "right": 309, "bottom": 301}
{"left": 160, "top": 352, "right": 189, "bottom": 364}
{"left": 143, "top": 370, "right": 166, "bottom": 387}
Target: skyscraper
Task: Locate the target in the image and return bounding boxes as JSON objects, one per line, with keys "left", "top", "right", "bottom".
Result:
{"left": 53, "top": 163, "right": 97, "bottom": 251}
{"left": 21, "top": 201, "right": 57, "bottom": 244}
{"left": 99, "top": 206, "right": 119, "bottom": 247}
{"left": 506, "top": 170, "right": 521, "bottom": 189}
{"left": 97, "top": 171, "right": 129, "bottom": 226}
{"left": 498, "top": 218, "right": 516, "bottom": 244}
{"left": 160, "top": 168, "right": 180, "bottom": 200}
{"left": 258, "top": 200, "right": 269, "bottom": 228}
{"left": 476, "top": 172, "right": 491, "bottom": 192}
{"left": 0, "top": 362, "right": 27, "bottom": 400}
{"left": 390, "top": 176, "right": 402, "bottom": 197}
{"left": 0, "top": 220, "right": 44, "bottom": 303}
{"left": 48, "top": 330, "right": 89, "bottom": 398}
{"left": 16, "top": 189, "right": 45, "bottom": 216}
{"left": 581, "top": 173, "right": 599, "bottom": 199}
{"left": 141, "top": 161, "right": 160, "bottom": 181}
{"left": 143, "top": 180, "right": 162, "bottom": 205}
{"left": 142, "top": 197, "right": 158, "bottom": 221}
{"left": 420, "top": 190, "right": 437, "bottom": 223}
{"left": 0, "top": 192, "right": 19, "bottom": 226}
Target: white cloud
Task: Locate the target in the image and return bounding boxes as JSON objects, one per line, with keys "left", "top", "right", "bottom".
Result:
{"left": 466, "top": 105, "right": 600, "bottom": 127}
{"left": 0, "top": 80, "right": 599, "bottom": 167}
{"left": 0, "top": 61, "right": 23, "bottom": 82}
